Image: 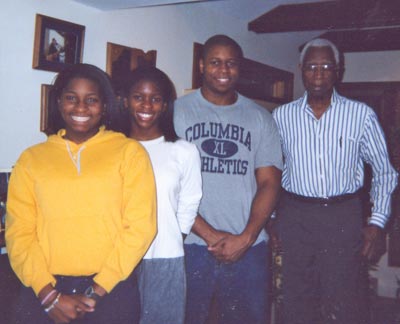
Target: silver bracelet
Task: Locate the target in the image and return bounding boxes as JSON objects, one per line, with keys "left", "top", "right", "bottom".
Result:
{"left": 44, "top": 292, "right": 61, "bottom": 313}
{"left": 40, "top": 289, "right": 57, "bottom": 306}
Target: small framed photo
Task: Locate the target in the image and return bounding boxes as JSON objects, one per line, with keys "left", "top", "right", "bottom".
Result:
{"left": 40, "top": 84, "right": 54, "bottom": 135}
{"left": 106, "top": 42, "right": 157, "bottom": 96}
{"left": 0, "top": 169, "right": 12, "bottom": 252}
{"left": 32, "top": 14, "right": 85, "bottom": 72}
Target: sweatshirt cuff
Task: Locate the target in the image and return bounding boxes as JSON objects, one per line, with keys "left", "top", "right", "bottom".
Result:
{"left": 32, "top": 274, "right": 56, "bottom": 296}
{"left": 94, "top": 268, "right": 123, "bottom": 293}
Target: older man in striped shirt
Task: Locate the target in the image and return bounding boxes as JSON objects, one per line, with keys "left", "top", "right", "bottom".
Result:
{"left": 272, "top": 38, "right": 398, "bottom": 324}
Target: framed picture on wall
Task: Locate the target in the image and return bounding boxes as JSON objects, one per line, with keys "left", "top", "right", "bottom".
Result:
{"left": 106, "top": 42, "right": 157, "bottom": 97}
{"left": 32, "top": 14, "right": 85, "bottom": 72}
{"left": 40, "top": 84, "right": 54, "bottom": 135}
{"left": 0, "top": 169, "right": 12, "bottom": 254}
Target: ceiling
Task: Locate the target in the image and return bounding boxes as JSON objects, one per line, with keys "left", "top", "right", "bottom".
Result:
{"left": 248, "top": 0, "right": 400, "bottom": 53}
{"left": 72, "top": 0, "right": 400, "bottom": 53}
{"left": 72, "top": 0, "right": 219, "bottom": 10}
{"left": 71, "top": 0, "right": 325, "bottom": 21}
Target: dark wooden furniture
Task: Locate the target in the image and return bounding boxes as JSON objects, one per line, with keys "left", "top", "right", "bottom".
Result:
{"left": 248, "top": 0, "right": 400, "bottom": 53}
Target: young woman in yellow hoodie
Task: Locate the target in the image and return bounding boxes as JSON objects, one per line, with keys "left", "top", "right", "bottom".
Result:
{"left": 6, "top": 63, "right": 157, "bottom": 324}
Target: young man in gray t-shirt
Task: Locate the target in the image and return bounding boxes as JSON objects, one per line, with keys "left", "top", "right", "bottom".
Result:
{"left": 174, "top": 34, "right": 282, "bottom": 324}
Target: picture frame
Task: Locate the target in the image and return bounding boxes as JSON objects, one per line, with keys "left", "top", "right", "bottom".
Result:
{"left": 0, "top": 169, "right": 12, "bottom": 254}
{"left": 106, "top": 42, "right": 157, "bottom": 96}
{"left": 191, "top": 42, "right": 203, "bottom": 90}
{"left": 40, "top": 84, "right": 53, "bottom": 135}
{"left": 32, "top": 14, "right": 85, "bottom": 72}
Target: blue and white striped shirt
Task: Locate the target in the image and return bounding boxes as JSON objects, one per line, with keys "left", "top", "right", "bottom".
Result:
{"left": 273, "top": 90, "right": 398, "bottom": 228}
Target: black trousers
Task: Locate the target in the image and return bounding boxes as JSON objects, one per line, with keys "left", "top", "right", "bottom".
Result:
{"left": 276, "top": 193, "right": 370, "bottom": 324}
{"left": 11, "top": 271, "right": 140, "bottom": 324}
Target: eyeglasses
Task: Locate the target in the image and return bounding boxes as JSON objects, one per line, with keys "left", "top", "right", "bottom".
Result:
{"left": 302, "top": 63, "right": 337, "bottom": 72}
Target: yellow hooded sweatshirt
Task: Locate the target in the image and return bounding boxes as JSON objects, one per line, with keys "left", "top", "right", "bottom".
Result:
{"left": 6, "top": 127, "right": 156, "bottom": 295}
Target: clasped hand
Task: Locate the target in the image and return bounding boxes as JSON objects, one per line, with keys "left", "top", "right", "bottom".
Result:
{"left": 48, "top": 293, "right": 96, "bottom": 324}
{"left": 208, "top": 232, "right": 252, "bottom": 263}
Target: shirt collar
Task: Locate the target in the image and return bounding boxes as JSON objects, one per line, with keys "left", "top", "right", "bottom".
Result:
{"left": 300, "top": 88, "right": 345, "bottom": 115}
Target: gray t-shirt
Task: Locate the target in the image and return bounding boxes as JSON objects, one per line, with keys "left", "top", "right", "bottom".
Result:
{"left": 174, "top": 89, "right": 283, "bottom": 246}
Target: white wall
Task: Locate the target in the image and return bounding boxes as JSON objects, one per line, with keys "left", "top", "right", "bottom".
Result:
{"left": 0, "top": 0, "right": 308, "bottom": 169}
{"left": 344, "top": 51, "right": 400, "bottom": 83}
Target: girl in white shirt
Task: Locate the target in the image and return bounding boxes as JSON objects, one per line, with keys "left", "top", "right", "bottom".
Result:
{"left": 123, "top": 66, "right": 202, "bottom": 324}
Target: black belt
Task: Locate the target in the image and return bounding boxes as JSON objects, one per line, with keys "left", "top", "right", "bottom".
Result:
{"left": 283, "top": 189, "right": 362, "bottom": 205}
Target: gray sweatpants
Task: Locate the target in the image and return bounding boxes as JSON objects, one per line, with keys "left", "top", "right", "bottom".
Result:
{"left": 137, "top": 256, "right": 186, "bottom": 324}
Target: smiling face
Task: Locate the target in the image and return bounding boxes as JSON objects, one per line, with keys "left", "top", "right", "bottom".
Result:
{"left": 301, "top": 46, "right": 338, "bottom": 101}
{"left": 58, "top": 77, "right": 104, "bottom": 144}
{"left": 200, "top": 44, "right": 240, "bottom": 104}
{"left": 126, "top": 79, "right": 167, "bottom": 141}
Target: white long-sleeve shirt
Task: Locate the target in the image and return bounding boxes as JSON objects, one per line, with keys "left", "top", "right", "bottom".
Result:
{"left": 140, "top": 137, "right": 202, "bottom": 259}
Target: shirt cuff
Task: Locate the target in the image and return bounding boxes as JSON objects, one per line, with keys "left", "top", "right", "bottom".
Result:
{"left": 369, "top": 213, "right": 387, "bottom": 229}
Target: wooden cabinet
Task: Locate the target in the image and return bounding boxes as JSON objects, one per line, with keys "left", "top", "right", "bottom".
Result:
{"left": 192, "top": 42, "right": 294, "bottom": 104}
{"left": 237, "top": 57, "right": 293, "bottom": 104}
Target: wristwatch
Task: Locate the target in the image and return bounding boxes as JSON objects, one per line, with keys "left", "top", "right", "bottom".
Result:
{"left": 84, "top": 286, "right": 102, "bottom": 302}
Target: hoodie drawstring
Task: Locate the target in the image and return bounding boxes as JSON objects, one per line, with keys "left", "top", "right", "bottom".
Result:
{"left": 65, "top": 141, "right": 85, "bottom": 175}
